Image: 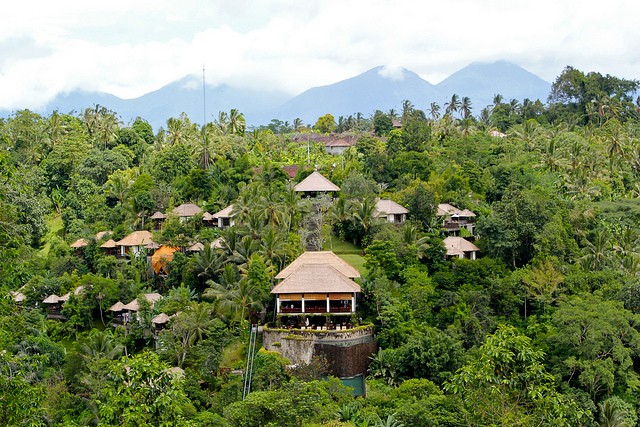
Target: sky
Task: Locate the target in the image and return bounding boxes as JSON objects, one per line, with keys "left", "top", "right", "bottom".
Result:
{"left": 1, "top": 0, "right": 639, "bottom": 110}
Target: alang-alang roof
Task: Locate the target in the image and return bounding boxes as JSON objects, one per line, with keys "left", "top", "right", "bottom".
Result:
{"left": 271, "top": 264, "right": 360, "bottom": 295}
{"left": 293, "top": 171, "right": 340, "bottom": 193}
{"left": 275, "top": 251, "right": 360, "bottom": 280}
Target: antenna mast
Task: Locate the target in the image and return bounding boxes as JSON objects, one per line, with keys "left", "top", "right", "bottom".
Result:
{"left": 201, "top": 65, "right": 210, "bottom": 169}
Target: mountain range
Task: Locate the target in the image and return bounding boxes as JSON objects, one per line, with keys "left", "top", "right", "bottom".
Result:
{"left": 3, "top": 61, "right": 552, "bottom": 130}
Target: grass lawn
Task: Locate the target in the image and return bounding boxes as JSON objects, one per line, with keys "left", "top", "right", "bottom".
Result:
{"left": 322, "top": 233, "right": 367, "bottom": 275}
{"left": 337, "top": 253, "right": 367, "bottom": 276}
{"left": 39, "top": 214, "right": 64, "bottom": 258}
{"left": 322, "top": 234, "right": 362, "bottom": 254}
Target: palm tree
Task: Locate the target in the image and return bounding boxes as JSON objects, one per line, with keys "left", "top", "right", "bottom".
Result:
{"left": 401, "top": 99, "right": 414, "bottom": 122}
{"left": 204, "top": 264, "right": 264, "bottom": 323}
{"left": 77, "top": 329, "right": 123, "bottom": 360}
{"left": 229, "top": 108, "right": 246, "bottom": 136}
{"left": 192, "top": 244, "right": 226, "bottom": 281}
{"left": 581, "top": 230, "right": 613, "bottom": 270}
{"left": 598, "top": 399, "right": 629, "bottom": 427}
{"left": 460, "top": 96, "right": 473, "bottom": 119}
{"left": 493, "top": 93, "right": 504, "bottom": 107}
{"left": 293, "top": 118, "right": 304, "bottom": 130}
{"left": 429, "top": 102, "right": 441, "bottom": 121}
{"left": 214, "top": 111, "right": 229, "bottom": 135}
{"left": 444, "top": 94, "right": 461, "bottom": 117}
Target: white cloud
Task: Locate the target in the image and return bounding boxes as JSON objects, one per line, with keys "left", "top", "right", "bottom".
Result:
{"left": 1, "top": 0, "right": 639, "bottom": 110}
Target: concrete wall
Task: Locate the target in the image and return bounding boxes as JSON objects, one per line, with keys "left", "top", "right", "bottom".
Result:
{"left": 263, "top": 326, "right": 376, "bottom": 377}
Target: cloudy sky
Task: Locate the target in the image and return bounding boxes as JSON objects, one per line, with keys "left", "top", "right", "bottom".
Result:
{"left": 1, "top": 0, "right": 638, "bottom": 110}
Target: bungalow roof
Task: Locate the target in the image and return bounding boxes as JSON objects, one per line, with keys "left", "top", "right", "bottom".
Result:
{"left": 276, "top": 251, "right": 360, "bottom": 279}
{"left": 150, "top": 211, "right": 167, "bottom": 220}
{"left": 152, "top": 313, "right": 171, "bottom": 324}
{"left": 294, "top": 171, "right": 340, "bottom": 193}
{"left": 100, "top": 239, "right": 117, "bottom": 248}
{"left": 43, "top": 294, "right": 61, "bottom": 304}
{"left": 70, "top": 238, "right": 88, "bottom": 248}
{"left": 109, "top": 301, "right": 126, "bottom": 312}
{"left": 271, "top": 264, "right": 360, "bottom": 295}
{"left": 172, "top": 203, "right": 202, "bottom": 217}
{"left": 115, "top": 230, "right": 154, "bottom": 247}
{"left": 122, "top": 293, "right": 163, "bottom": 312}
{"left": 212, "top": 204, "right": 234, "bottom": 218}
{"left": 443, "top": 236, "right": 480, "bottom": 256}
{"left": 11, "top": 291, "right": 26, "bottom": 303}
{"left": 375, "top": 199, "right": 409, "bottom": 216}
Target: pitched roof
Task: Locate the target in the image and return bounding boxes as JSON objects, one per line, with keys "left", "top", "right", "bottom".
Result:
{"left": 100, "top": 239, "right": 117, "bottom": 248}
{"left": 152, "top": 313, "right": 171, "bottom": 324}
{"left": 212, "top": 204, "right": 234, "bottom": 218}
{"left": 70, "top": 238, "right": 88, "bottom": 248}
{"left": 172, "top": 203, "right": 202, "bottom": 217}
{"left": 437, "top": 203, "right": 475, "bottom": 218}
{"left": 187, "top": 238, "right": 224, "bottom": 252}
{"left": 122, "top": 293, "right": 163, "bottom": 312}
{"left": 43, "top": 294, "right": 61, "bottom": 304}
{"left": 109, "top": 301, "right": 126, "bottom": 312}
{"left": 276, "top": 251, "right": 360, "bottom": 279}
{"left": 443, "top": 236, "right": 480, "bottom": 256}
{"left": 271, "top": 264, "right": 360, "bottom": 294}
{"left": 11, "top": 291, "right": 26, "bottom": 303}
{"left": 202, "top": 212, "right": 215, "bottom": 221}
{"left": 294, "top": 171, "right": 340, "bottom": 192}
{"left": 150, "top": 211, "right": 167, "bottom": 220}
{"left": 375, "top": 199, "right": 409, "bottom": 216}
{"left": 115, "top": 230, "right": 154, "bottom": 247}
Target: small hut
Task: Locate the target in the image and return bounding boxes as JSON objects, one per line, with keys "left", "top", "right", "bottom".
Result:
{"left": 294, "top": 171, "right": 340, "bottom": 197}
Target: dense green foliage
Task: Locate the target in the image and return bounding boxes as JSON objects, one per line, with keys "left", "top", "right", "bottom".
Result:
{"left": 2, "top": 66, "right": 640, "bottom": 425}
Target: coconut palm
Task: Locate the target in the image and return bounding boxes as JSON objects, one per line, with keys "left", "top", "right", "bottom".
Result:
{"left": 444, "top": 94, "right": 461, "bottom": 117}
{"left": 77, "top": 329, "right": 123, "bottom": 360}
{"left": 460, "top": 96, "right": 473, "bottom": 119}
{"left": 204, "top": 264, "right": 263, "bottom": 322}
{"left": 429, "top": 102, "right": 441, "bottom": 121}
{"left": 229, "top": 108, "right": 246, "bottom": 136}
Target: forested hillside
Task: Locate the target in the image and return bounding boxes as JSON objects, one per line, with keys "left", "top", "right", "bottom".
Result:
{"left": 1, "top": 66, "right": 640, "bottom": 426}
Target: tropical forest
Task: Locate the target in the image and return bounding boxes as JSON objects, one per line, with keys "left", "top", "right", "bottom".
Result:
{"left": 3, "top": 66, "right": 640, "bottom": 426}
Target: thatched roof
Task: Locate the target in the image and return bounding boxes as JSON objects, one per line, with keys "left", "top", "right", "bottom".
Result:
{"left": 122, "top": 293, "right": 163, "bottom": 312}
{"left": 11, "top": 291, "right": 26, "bottom": 303}
{"left": 152, "top": 313, "right": 171, "bottom": 324}
{"left": 437, "top": 203, "right": 475, "bottom": 218}
{"left": 151, "top": 246, "right": 179, "bottom": 274}
{"left": 115, "top": 230, "right": 154, "bottom": 247}
{"left": 272, "top": 264, "right": 360, "bottom": 294}
{"left": 70, "top": 238, "right": 88, "bottom": 248}
{"left": 202, "top": 212, "right": 215, "bottom": 221}
{"left": 187, "top": 237, "right": 223, "bottom": 252}
{"left": 212, "top": 204, "right": 234, "bottom": 218}
{"left": 443, "top": 236, "right": 480, "bottom": 256}
{"left": 109, "top": 301, "right": 126, "bottom": 312}
{"left": 172, "top": 203, "right": 202, "bottom": 217}
{"left": 100, "top": 239, "right": 117, "bottom": 248}
{"left": 375, "top": 199, "right": 409, "bottom": 216}
{"left": 150, "top": 211, "right": 167, "bottom": 220}
{"left": 96, "top": 231, "right": 111, "bottom": 240}
{"left": 294, "top": 171, "right": 340, "bottom": 193}
{"left": 43, "top": 294, "right": 61, "bottom": 304}
{"left": 276, "top": 251, "right": 360, "bottom": 279}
